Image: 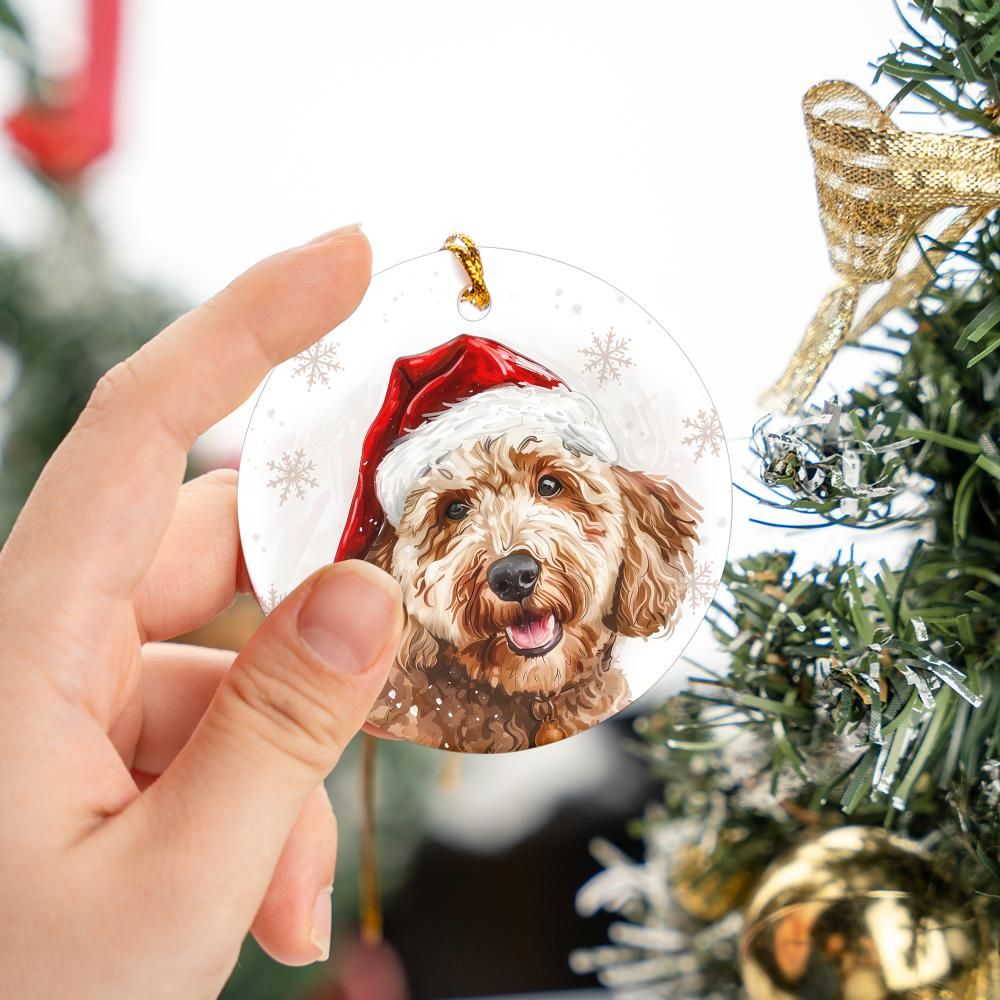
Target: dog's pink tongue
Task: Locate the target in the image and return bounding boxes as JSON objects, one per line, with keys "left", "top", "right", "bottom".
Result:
{"left": 508, "top": 613, "right": 555, "bottom": 650}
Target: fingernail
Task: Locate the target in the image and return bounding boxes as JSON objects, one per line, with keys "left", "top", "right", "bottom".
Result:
{"left": 310, "top": 885, "right": 333, "bottom": 962}
{"left": 305, "top": 223, "right": 363, "bottom": 246}
{"left": 299, "top": 563, "right": 400, "bottom": 673}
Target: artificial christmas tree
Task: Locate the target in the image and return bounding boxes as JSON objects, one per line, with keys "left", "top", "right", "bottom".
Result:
{"left": 576, "top": 3, "right": 1000, "bottom": 997}
{"left": 0, "top": 0, "right": 178, "bottom": 538}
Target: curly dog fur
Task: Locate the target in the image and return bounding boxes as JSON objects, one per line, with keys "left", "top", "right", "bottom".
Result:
{"left": 365, "top": 430, "right": 700, "bottom": 751}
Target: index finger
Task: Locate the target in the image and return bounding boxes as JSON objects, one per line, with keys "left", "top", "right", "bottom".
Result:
{"left": 2, "top": 226, "right": 370, "bottom": 609}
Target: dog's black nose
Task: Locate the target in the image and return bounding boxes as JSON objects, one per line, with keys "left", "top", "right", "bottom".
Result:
{"left": 487, "top": 552, "right": 539, "bottom": 602}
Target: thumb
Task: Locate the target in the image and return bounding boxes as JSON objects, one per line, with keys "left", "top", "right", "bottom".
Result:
{"left": 141, "top": 560, "right": 402, "bottom": 917}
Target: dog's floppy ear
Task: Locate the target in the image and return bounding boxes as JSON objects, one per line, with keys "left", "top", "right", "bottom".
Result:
{"left": 365, "top": 523, "right": 440, "bottom": 672}
{"left": 611, "top": 467, "right": 701, "bottom": 638}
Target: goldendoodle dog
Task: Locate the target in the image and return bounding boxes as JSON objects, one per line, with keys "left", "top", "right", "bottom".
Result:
{"left": 364, "top": 388, "right": 701, "bottom": 752}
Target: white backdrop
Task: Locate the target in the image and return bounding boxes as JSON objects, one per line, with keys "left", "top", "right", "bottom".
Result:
{"left": 0, "top": 1, "right": 918, "bottom": 845}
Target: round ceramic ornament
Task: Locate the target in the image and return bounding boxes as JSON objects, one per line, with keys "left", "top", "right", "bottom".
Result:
{"left": 238, "top": 237, "right": 731, "bottom": 753}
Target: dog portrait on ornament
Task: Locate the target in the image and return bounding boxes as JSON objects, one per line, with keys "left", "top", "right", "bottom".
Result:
{"left": 335, "top": 335, "right": 702, "bottom": 753}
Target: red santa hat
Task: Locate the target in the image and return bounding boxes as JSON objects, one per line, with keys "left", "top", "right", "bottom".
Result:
{"left": 336, "top": 334, "right": 619, "bottom": 561}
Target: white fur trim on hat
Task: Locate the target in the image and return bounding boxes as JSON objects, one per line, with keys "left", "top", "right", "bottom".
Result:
{"left": 375, "top": 384, "right": 618, "bottom": 526}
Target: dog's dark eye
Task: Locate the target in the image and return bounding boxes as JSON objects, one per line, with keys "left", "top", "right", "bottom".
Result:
{"left": 537, "top": 475, "right": 563, "bottom": 498}
{"left": 444, "top": 500, "right": 471, "bottom": 521}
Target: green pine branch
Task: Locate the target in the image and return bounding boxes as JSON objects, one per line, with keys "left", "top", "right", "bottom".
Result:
{"left": 876, "top": 0, "right": 1000, "bottom": 131}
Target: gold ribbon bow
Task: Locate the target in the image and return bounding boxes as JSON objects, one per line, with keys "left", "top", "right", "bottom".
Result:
{"left": 767, "top": 80, "right": 1000, "bottom": 412}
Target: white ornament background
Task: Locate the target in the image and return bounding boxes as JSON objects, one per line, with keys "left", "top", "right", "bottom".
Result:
{"left": 238, "top": 247, "right": 732, "bottom": 715}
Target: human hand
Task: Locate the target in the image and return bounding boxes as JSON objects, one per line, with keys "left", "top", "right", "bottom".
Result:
{"left": 0, "top": 226, "right": 404, "bottom": 999}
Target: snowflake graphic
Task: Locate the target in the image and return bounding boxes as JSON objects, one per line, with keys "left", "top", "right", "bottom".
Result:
{"left": 292, "top": 338, "right": 342, "bottom": 389}
{"left": 580, "top": 329, "right": 634, "bottom": 387}
{"left": 681, "top": 408, "right": 724, "bottom": 461}
{"left": 685, "top": 561, "right": 716, "bottom": 610}
{"left": 267, "top": 449, "right": 319, "bottom": 504}
{"left": 260, "top": 584, "right": 286, "bottom": 615}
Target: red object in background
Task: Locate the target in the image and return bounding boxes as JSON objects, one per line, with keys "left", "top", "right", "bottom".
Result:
{"left": 5, "top": 0, "right": 120, "bottom": 181}
{"left": 313, "top": 939, "right": 410, "bottom": 1000}
{"left": 335, "top": 334, "right": 563, "bottom": 562}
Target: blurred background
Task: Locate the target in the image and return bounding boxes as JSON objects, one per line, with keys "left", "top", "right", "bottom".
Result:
{"left": 0, "top": 2, "right": 916, "bottom": 997}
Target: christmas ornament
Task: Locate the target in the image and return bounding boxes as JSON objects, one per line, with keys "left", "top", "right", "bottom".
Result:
{"left": 239, "top": 235, "right": 731, "bottom": 753}
{"left": 767, "top": 81, "right": 1000, "bottom": 412}
{"left": 741, "top": 826, "right": 993, "bottom": 1000}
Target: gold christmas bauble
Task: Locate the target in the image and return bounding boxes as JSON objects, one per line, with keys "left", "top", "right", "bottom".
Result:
{"left": 740, "top": 826, "right": 995, "bottom": 1000}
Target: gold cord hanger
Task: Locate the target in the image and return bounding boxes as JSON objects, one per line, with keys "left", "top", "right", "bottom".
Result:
{"left": 359, "top": 734, "right": 382, "bottom": 945}
{"left": 357, "top": 233, "right": 487, "bottom": 948}
{"left": 443, "top": 233, "right": 492, "bottom": 311}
